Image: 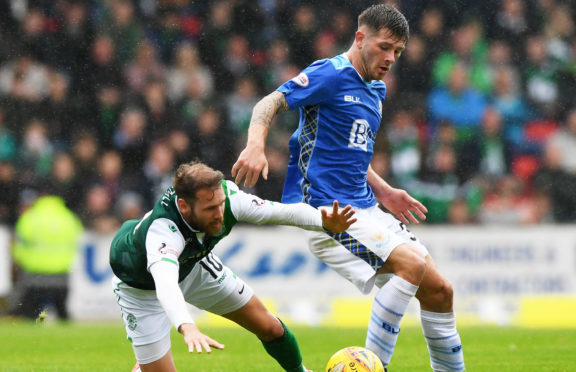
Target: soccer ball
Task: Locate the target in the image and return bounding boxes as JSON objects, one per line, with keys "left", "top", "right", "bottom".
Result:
{"left": 325, "top": 346, "right": 385, "bottom": 372}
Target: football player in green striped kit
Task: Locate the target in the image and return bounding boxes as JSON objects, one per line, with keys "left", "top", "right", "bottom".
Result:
{"left": 110, "top": 161, "right": 356, "bottom": 372}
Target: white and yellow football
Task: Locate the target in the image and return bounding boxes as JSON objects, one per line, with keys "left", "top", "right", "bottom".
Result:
{"left": 325, "top": 346, "right": 385, "bottom": 372}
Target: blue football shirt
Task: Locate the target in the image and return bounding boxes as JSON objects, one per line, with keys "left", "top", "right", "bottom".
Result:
{"left": 278, "top": 54, "right": 387, "bottom": 208}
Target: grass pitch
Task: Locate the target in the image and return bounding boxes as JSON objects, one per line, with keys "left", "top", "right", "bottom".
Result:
{"left": 0, "top": 320, "right": 575, "bottom": 371}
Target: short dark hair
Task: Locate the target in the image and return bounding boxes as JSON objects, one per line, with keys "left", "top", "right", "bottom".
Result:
{"left": 173, "top": 161, "right": 224, "bottom": 202}
{"left": 358, "top": 4, "right": 409, "bottom": 42}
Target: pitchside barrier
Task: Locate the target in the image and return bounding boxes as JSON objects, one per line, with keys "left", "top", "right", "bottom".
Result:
{"left": 1, "top": 225, "right": 575, "bottom": 327}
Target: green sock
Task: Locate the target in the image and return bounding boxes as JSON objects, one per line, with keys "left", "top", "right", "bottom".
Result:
{"left": 261, "top": 319, "right": 305, "bottom": 372}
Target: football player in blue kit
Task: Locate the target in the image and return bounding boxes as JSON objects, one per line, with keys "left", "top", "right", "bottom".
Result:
{"left": 232, "top": 4, "right": 465, "bottom": 371}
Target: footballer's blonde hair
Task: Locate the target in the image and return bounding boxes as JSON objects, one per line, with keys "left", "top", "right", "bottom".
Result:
{"left": 173, "top": 161, "right": 224, "bottom": 203}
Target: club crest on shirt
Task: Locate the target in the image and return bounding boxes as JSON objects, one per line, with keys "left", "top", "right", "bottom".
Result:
{"left": 371, "top": 233, "right": 391, "bottom": 248}
{"left": 292, "top": 72, "right": 309, "bottom": 87}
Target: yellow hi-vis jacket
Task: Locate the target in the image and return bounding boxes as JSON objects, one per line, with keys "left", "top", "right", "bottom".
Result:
{"left": 12, "top": 196, "right": 84, "bottom": 274}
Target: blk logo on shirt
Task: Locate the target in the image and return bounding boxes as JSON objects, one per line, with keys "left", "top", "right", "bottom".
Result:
{"left": 344, "top": 95, "right": 360, "bottom": 103}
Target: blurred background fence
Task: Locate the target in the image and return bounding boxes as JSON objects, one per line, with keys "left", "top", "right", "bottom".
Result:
{"left": 2, "top": 225, "right": 574, "bottom": 327}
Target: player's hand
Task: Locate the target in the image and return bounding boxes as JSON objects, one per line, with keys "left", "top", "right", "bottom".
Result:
{"left": 179, "top": 323, "right": 225, "bottom": 354}
{"left": 321, "top": 201, "right": 357, "bottom": 233}
{"left": 232, "top": 145, "right": 268, "bottom": 187}
{"left": 377, "top": 187, "right": 427, "bottom": 225}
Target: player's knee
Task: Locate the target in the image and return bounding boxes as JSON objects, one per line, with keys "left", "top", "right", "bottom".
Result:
{"left": 410, "top": 254, "right": 427, "bottom": 284}
{"left": 257, "top": 315, "right": 285, "bottom": 341}
{"left": 396, "top": 253, "right": 427, "bottom": 285}
{"left": 418, "top": 277, "right": 454, "bottom": 309}
{"left": 439, "top": 279, "right": 454, "bottom": 305}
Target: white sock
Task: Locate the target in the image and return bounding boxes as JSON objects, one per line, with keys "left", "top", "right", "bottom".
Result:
{"left": 366, "top": 276, "right": 418, "bottom": 366}
{"left": 420, "top": 310, "right": 465, "bottom": 371}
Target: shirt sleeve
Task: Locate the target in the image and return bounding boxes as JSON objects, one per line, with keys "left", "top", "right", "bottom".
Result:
{"left": 277, "top": 58, "right": 337, "bottom": 110}
{"left": 225, "top": 180, "right": 324, "bottom": 230}
{"left": 150, "top": 260, "right": 195, "bottom": 330}
{"left": 145, "top": 218, "right": 186, "bottom": 272}
{"left": 145, "top": 218, "right": 193, "bottom": 330}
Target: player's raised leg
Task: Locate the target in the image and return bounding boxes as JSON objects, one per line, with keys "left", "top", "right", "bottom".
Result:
{"left": 223, "top": 294, "right": 311, "bottom": 372}
{"left": 416, "top": 257, "right": 465, "bottom": 371}
{"left": 366, "top": 243, "right": 426, "bottom": 367}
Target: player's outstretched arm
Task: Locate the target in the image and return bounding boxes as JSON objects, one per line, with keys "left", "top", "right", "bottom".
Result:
{"left": 232, "top": 91, "right": 289, "bottom": 187}
{"left": 321, "top": 201, "right": 357, "bottom": 233}
{"left": 367, "top": 165, "right": 427, "bottom": 225}
{"left": 150, "top": 261, "right": 224, "bottom": 354}
{"left": 179, "top": 323, "right": 225, "bottom": 354}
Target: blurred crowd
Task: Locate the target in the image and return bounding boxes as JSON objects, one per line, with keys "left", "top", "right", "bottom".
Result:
{"left": 0, "top": 0, "right": 575, "bottom": 231}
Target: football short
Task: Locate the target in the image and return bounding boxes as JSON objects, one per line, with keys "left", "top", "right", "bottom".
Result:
{"left": 311, "top": 205, "right": 429, "bottom": 294}
{"left": 113, "top": 252, "right": 254, "bottom": 351}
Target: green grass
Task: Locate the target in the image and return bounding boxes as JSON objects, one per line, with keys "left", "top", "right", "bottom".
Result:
{"left": 0, "top": 320, "right": 575, "bottom": 371}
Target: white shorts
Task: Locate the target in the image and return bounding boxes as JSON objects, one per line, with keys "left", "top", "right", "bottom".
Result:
{"left": 311, "top": 205, "right": 429, "bottom": 294}
{"left": 112, "top": 253, "right": 254, "bottom": 349}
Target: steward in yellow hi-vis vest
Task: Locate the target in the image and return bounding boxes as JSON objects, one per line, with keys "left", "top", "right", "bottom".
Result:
{"left": 10, "top": 195, "right": 83, "bottom": 320}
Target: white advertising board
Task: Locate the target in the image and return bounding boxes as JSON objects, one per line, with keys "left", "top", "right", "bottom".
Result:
{"left": 2, "top": 224, "right": 575, "bottom": 324}
{"left": 414, "top": 225, "right": 576, "bottom": 296}
{"left": 68, "top": 231, "right": 119, "bottom": 320}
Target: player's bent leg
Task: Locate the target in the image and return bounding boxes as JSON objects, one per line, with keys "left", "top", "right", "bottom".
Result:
{"left": 377, "top": 242, "right": 427, "bottom": 286}
{"left": 415, "top": 256, "right": 453, "bottom": 312}
{"left": 310, "top": 213, "right": 427, "bottom": 369}
{"left": 188, "top": 262, "right": 306, "bottom": 371}
{"left": 222, "top": 294, "right": 284, "bottom": 341}
{"left": 364, "top": 243, "right": 425, "bottom": 367}
{"left": 415, "top": 257, "right": 465, "bottom": 371}
{"left": 222, "top": 295, "right": 308, "bottom": 372}
{"left": 133, "top": 333, "right": 177, "bottom": 372}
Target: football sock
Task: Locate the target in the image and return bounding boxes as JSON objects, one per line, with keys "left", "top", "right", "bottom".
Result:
{"left": 261, "top": 319, "right": 306, "bottom": 372}
{"left": 420, "top": 310, "right": 465, "bottom": 371}
{"left": 366, "top": 275, "right": 419, "bottom": 366}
